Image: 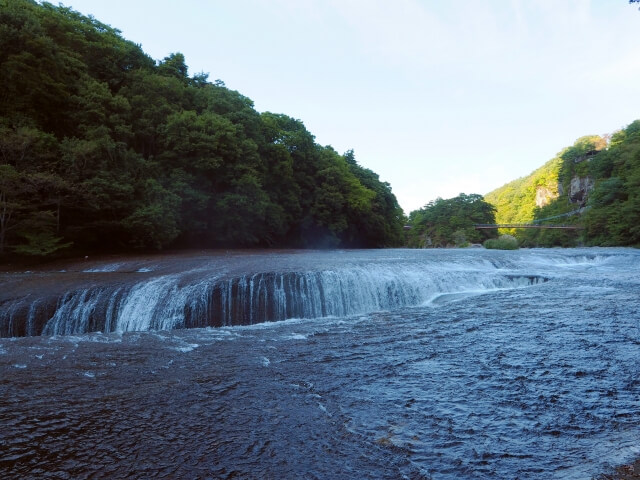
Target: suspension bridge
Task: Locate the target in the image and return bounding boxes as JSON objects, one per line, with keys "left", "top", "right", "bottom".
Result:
{"left": 473, "top": 208, "right": 586, "bottom": 230}
{"left": 474, "top": 224, "right": 583, "bottom": 230}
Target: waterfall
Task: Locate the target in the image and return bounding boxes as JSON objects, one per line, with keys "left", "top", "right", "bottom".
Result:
{"left": 0, "top": 260, "right": 547, "bottom": 337}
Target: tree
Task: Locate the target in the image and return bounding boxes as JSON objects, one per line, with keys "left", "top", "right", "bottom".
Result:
{"left": 13, "top": 230, "right": 72, "bottom": 257}
{"left": 210, "top": 174, "right": 270, "bottom": 246}
{"left": 157, "top": 53, "right": 188, "bottom": 80}
{"left": 0, "top": 0, "right": 409, "bottom": 257}
{"left": 342, "top": 150, "right": 405, "bottom": 247}
{"left": 123, "top": 179, "right": 180, "bottom": 249}
{"left": 0, "top": 165, "right": 23, "bottom": 255}
{"left": 407, "top": 193, "right": 496, "bottom": 248}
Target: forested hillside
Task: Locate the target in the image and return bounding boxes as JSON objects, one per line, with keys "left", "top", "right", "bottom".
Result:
{"left": 485, "top": 121, "right": 640, "bottom": 247}
{"left": 0, "top": 0, "right": 405, "bottom": 258}
{"left": 406, "top": 193, "right": 496, "bottom": 248}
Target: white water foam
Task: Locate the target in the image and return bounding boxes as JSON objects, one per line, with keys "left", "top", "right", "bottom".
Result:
{"left": 281, "top": 333, "right": 308, "bottom": 340}
{"left": 83, "top": 263, "right": 126, "bottom": 272}
{"left": 173, "top": 343, "right": 199, "bottom": 353}
{"left": 8, "top": 250, "right": 604, "bottom": 337}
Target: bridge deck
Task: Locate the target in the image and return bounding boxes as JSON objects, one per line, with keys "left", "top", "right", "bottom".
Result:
{"left": 474, "top": 224, "right": 583, "bottom": 230}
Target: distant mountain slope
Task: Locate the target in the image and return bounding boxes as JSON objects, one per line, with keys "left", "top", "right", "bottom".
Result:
{"left": 484, "top": 121, "right": 640, "bottom": 247}
{"left": 484, "top": 156, "right": 563, "bottom": 226}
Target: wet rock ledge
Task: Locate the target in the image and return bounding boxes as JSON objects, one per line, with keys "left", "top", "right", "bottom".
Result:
{"left": 598, "top": 460, "right": 640, "bottom": 480}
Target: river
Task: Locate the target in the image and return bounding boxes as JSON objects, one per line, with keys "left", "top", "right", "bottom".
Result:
{"left": 1, "top": 248, "right": 639, "bottom": 479}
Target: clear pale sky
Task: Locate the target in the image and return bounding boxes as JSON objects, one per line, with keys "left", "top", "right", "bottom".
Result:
{"left": 61, "top": 0, "right": 640, "bottom": 214}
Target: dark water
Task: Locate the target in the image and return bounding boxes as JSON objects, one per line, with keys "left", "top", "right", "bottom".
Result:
{"left": 1, "top": 248, "right": 639, "bottom": 479}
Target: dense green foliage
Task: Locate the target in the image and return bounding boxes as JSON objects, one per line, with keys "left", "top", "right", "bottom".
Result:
{"left": 582, "top": 121, "right": 640, "bottom": 245}
{"left": 485, "top": 122, "right": 640, "bottom": 247}
{"left": 484, "top": 137, "right": 596, "bottom": 247}
{"left": 0, "top": 1, "right": 405, "bottom": 257}
{"left": 484, "top": 157, "right": 563, "bottom": 227}
{"left": 406, "top": 193, "right": 496, "bottom": 248}
{"left": 483, "top": 235, "right": 519, "bottom": 250}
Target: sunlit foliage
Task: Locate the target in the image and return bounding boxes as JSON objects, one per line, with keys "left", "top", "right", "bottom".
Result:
{"left": 485, "top": 122, "right": 640, "bottom": 247}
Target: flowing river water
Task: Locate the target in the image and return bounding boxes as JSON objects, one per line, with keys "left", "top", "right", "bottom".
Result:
{"left": 0, "top": 248, "right": 639, "bottom": 479}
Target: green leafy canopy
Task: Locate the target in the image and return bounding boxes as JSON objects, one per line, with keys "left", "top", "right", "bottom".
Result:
{"left": 0, "top": 0, "right": 405, "bottom": 258}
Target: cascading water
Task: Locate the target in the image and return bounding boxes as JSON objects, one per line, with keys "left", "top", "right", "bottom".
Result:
{"left": 1, "top": 248, "right": 640, "bottom": 480}
{"left": 0, "top": 253, "right": 548, "bottom": 337}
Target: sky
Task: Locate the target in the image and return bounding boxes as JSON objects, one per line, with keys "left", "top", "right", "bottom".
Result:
{"left": 61, "top": 0, "right": 640, "bottom": 214}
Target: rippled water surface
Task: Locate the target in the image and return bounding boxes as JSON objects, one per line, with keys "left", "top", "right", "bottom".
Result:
{"left": 1, "top": 248, "right": 639, "bottom": 479}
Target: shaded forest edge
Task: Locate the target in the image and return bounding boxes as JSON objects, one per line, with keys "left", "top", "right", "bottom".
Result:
{"left": 0, "top": 0, "right": 406, "bottom": 262}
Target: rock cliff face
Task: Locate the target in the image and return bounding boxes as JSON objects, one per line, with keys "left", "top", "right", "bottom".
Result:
{"left": 535, "top": 186, "right": 557, "bottom": 208}
{"left": 568, "top": 176, "right": 594, "bottom": 205}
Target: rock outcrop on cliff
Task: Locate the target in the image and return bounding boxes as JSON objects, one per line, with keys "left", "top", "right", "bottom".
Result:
{"left": 568, "top": 176, "right": 595, "bottom": 205}
{"left": 485, "top": 121, "right": 640, "bottom": 247}
{"left": 535, "top": 186, "right": 558, "bottom": 208}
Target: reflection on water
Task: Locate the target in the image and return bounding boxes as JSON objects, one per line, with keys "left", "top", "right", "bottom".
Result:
{"left": 1, "top": 248, "right": 639, "bottom": 479}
